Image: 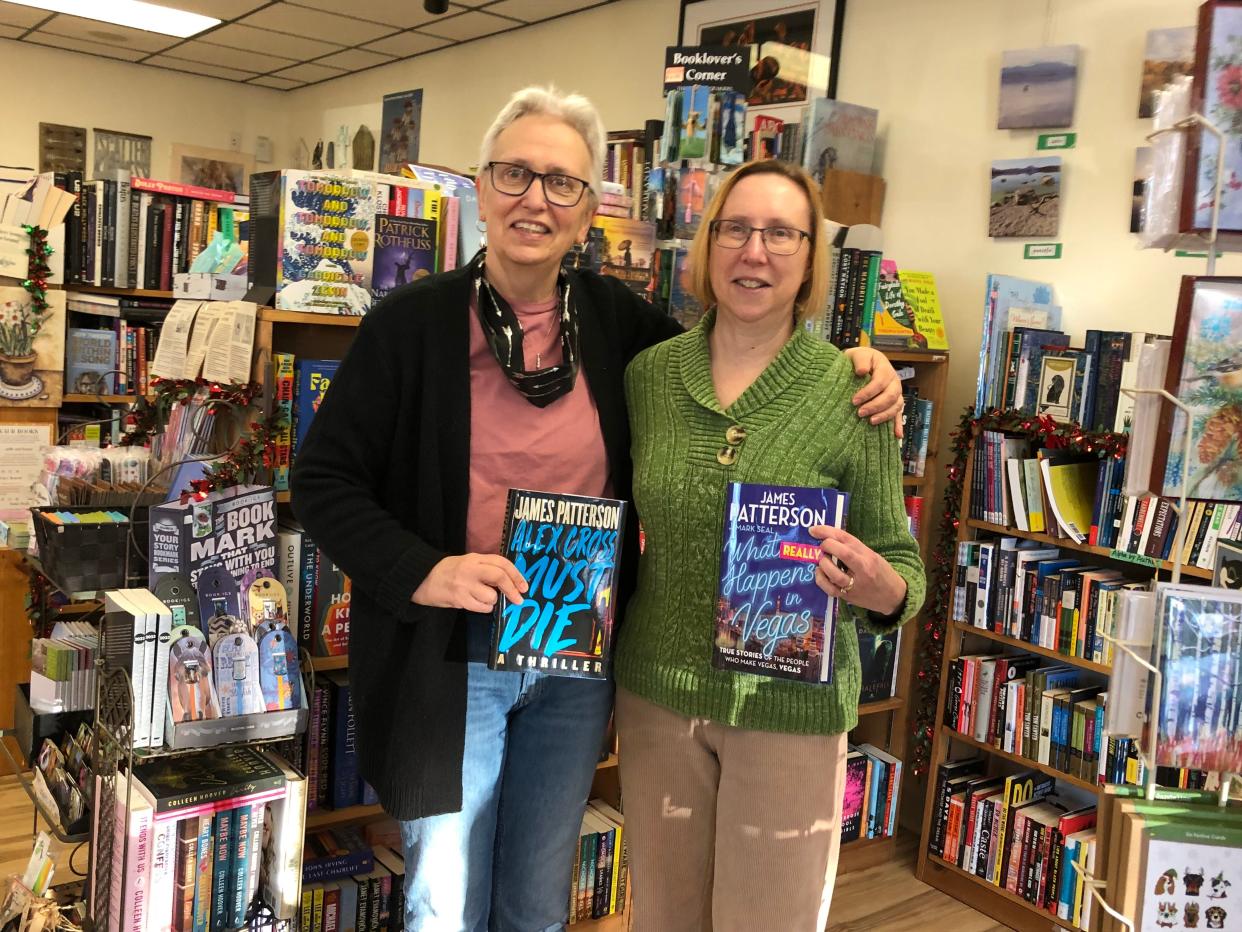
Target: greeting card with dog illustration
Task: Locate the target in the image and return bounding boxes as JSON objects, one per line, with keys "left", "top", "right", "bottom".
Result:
{"left": 1142, "top": 822, "right": 1242, "bottom": 932}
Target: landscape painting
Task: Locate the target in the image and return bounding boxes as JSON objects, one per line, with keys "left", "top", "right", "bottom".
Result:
{"left": 1138, "top": 26, "right": 1195, "bottom": 118}
{"left": 998, "top": 45, "right": 1080, "bottom": 130}
{"left": 989, "top": 156, "right": 1062, "bottom": 238}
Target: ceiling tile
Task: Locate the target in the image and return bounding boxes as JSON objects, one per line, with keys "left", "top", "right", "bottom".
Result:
{"left": 23, "top": 33, "right": 148, "bottom": 62}
{"left": 313, "top": 47, "right": 395, "bottom": 70}
{"left": 269, "top": 61, "right": 346, "bottom": 83}
{"left": 484, "top": 0, "right": 608, "bottom": 22}
{"left": 0, "top": 23, "right": 23, "bottom": 38}
{"left": 238, "top": 5, "right": 394, "bottom": 45}
{"left": 146, "top": 0, "right": 268, "bottom": 20}
{"left": 289, "top": 0, "right": 464, "bottom": 29}
{"left": 250, "top": 75, "right": 303, "bottom": 90}
{"left": 0, "top": 1, "right": 49, "bottom": 29}
{"left": 362, "top": 29, "right": 451, "bottom": 57}
{"left": 37, "top": 13, "right": 180, "bottom": 52}
{"left": 166, "top": 38, "right": 298, "bottom": 73}
{"left": 421, "top": 10, "right": 518, "bottom": 41}
{"left": 206, "top": 22, "right": 343, "bottom": 59}
{"left": 145, "top": 53, "right": 259, "bottom": 81}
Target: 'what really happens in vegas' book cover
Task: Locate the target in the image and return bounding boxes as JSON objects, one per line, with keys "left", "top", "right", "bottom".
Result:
{"left": 714, "top": 482, "right": 849, "bottom": 684}
{"left": 490, "top": 489, "right": 627, "bottom": 679}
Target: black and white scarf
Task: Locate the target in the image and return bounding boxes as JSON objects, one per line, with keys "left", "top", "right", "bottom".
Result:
{"left": 470, "top": 248, "right": 580, "bottom": 408}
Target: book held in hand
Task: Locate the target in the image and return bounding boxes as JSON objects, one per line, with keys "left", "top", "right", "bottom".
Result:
{"left": 489, "top": 489, "right": 627, "bottom": 680}
{"left": 713, "top": 482, "right": 848, "bottom": 684}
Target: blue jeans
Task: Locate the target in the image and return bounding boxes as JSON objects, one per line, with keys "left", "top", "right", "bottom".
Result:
{"left": 401, "top": 662, "right": 614, "bottom": 932}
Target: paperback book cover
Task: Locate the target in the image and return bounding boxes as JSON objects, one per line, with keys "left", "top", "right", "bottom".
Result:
{"left": 292, "top": 358, "right": 340, "bottom": 455}
{"left": 1155, "top": 583, "right": 1242, "bottom": 774}
{"left": 65, "top": 327, "right": 117, "bottom": 395}
{"left": 713, "top": 483, "right": 848, "bottom": 684}
{"left": 490, "top": 489, "right": 627, "bottom": 679}
{"left": 585, "top": 216, "right": 656, "bottom": 297}
{"left": 371, "top": 214, "right": 436, "bottom": 301}
{"left": 856, "top": 623, "right": 900, "bottom": 702}
{"left": 802, "top": 98, "right": 878, "bottom": 181}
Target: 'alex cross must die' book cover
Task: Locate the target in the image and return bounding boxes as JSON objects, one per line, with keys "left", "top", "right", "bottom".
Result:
{"left": 714, "top": 482, "right": 849, "bottom": 684}
{"left": 490, "top": 489, "right": 627, "bottom": 679}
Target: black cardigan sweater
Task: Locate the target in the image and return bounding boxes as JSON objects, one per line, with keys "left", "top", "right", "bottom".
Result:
{"left": 290, "top": 266, "right": 682, "bottom": 820}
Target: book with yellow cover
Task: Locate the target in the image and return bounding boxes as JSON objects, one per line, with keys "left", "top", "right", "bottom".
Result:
{"left": 899, "top": 270, "right": 949, "bottom": 350}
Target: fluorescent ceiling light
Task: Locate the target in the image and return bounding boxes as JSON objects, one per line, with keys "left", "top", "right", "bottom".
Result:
{"left": 5, "top": 0, "right": 219, "bottom": 38}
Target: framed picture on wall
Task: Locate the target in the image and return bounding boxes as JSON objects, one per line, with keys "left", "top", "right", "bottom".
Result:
{"left": 677, "top": 0, "right": 847, "bottom": 134}
{"left": 169, "top": 143, "right": 255, "bottom": 195}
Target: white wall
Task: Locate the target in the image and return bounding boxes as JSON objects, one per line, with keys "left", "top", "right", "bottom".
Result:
{"left": 0, "top": 40, "right": 288, "bottom": 178}
{"left": 281, "top": 0, "right": 678, "bottom": 174}
{"left": 837, "top": 0, "right": 1242, "bottom": 456}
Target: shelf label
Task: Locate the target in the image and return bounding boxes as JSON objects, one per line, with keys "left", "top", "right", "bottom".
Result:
{"left": 1175, "top": 249, "right": 1209, "bottom": 258}
{"left": 1109, "top": 549, "right": 1157, "bottom": 569}
{"left": 1037, "top": 132, "right": 1077, "bottom": 150}
{"left": 1024, "top": 243, "right": 1062, "bottom": 260}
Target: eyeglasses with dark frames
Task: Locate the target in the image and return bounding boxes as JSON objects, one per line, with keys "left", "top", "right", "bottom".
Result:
{"left": 485, "top": 161, "right": 591, "bottom": 207}
{"left": 709, "top": 219, "right": 811, "bottom": 256}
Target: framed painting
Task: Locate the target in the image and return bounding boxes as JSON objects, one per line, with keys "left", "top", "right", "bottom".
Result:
{"left": 1183, "top": 1, "right": 1242, "bottom": 236}
{"left": 1153, "top": 276, "right": 1242, "bottom": 500}
{"left": 678, "top": 0, "right": 846, "bottom": 133}
{"left": 169, "top": 144, "right": 255, "bottom": 195}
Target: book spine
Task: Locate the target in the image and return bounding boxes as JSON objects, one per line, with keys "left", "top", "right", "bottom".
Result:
{"left": 147, "top": 818, "right": 178, "bottom": 932}
{"left": 298, "top": 530, "right": 318, "bottom": 650}
{"left": 160, "top": 203, "right": 175, "bottom": 291}
{"left": 211, "top": 809, "right": 234, "bottom": 925}
{"left": 331, "top": 678, "right": 361, "bottom": 809}
{"left": 192, "top": 814, "right": 213, "bottom": 932}
{"left": 229, "top": 805, "right": 251, "bottom": 926}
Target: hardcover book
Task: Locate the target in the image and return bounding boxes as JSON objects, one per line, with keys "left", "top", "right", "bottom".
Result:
{"left": 131, "top": 745, "right": 286, "bottom": 815}
{"left": 856, "top": 623, "right": 900, "bottom": 702}
{"left": 292, "top": 358, "right": 340, "bottom": 456}
{"left": 371, "top": 214, "right": 436, "bottom": 301}
{"left": 489, "top": 489, "right": 627, "bottom": 679}
{"left": 713, "top": 482, "right": 848, "bottom": 684}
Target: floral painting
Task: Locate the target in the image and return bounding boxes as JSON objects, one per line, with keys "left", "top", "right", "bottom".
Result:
{"left": 1191, "top": 3, "right": 1242, "bottom": 232}
{"left": 0, "top": 287, "right": 65, "bottom": 407}
{"left": 1162, "top": 277, "right": 1242, "bottom": 500}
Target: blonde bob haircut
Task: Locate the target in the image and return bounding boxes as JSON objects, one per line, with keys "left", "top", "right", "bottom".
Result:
{"left": 478, "top": 85, "right": 607, "bottom": 206}
{"left": 687, "top": 160, "right": 831, "bottom": 324}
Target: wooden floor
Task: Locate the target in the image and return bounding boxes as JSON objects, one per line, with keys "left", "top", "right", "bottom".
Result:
{"left": 0, "top": 775, "right": 1003, "bottom": 930}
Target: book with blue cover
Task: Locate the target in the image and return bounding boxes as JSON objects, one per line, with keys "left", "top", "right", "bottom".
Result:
{"left": 490, "top": 489, "right": 627, "bottom": 680}
{"left": 292, "top": 358, "right": 340, "bottom": 455}
{"left": 713, "top": 482, "right": 849, "bottom": 684}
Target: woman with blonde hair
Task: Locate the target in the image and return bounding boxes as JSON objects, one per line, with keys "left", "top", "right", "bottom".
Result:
{"left": 616, "top": 159, "right": 926, "bottom": 931}
{"left": 294, "top": 88, "right": 905, "bottom": 931}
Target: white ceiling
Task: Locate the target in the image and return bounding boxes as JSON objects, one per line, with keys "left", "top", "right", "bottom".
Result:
{"left": 0, "top": 0, "right": 618, "bottom": 90}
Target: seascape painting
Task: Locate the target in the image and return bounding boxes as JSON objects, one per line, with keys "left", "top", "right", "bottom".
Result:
{"left": 998, "top": 45, "right": 1080, "bottom": 130}
{"left": 989, "top": 156, "right": 1062, "bottom": 238}
{"left": 1138, "top": 26, "right": 1196, "bottom": 118}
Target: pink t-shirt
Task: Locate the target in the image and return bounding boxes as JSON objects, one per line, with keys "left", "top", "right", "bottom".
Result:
{"left": 465, "top": 292, "right": 612, "bottom": 555}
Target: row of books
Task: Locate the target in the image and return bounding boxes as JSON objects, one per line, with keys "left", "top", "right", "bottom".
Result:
{"left": 604, "top": 124, "right": 662, "bottom": 221}
{"left": 271, "top": 354, "right": 340, "bottom": 491}
{"left": 569, "top": 799, "right": 629, "bottom": 924}
{"left": 276, "top": 521, "right": 351, "bottom": 659}
{"left": 952, "top": 537, "right": 1143, "bottom": 665}
{"left": 96, "top": 745, "right": 305, "bottom": 931}
{"left": 971, "top": 431, "right": 1242, "bottom": 570}
{"left": 928, "top": 761, "right": 1100, "bottom": 927}
{"left": 905, "top": 494, "right": 924, "bottom": 541}
{"left": 29, "top": 623, "right": 97, "bottom": 714}
{"left": 292, "top": 672, "right": 376, "bottom": 813}
{"left": 900, "top": 388, "right": 933, "bottom": 478}
{"left": 301, "top": 842, "right": 403, "bottom": 932}
{"left": 843, "top": 744, "right": 903, "bottom": 843}
{"left": 65, "top": 319, "right": 161, "bottom": 396}
{"left": 944, "top": 654, "right": 1140, "bottom": 787}
{"left": 805, "top": 248, "right": 948, "bottom": 353}
{"left": 59, "top": 172, "right": 249, "bottom": 290}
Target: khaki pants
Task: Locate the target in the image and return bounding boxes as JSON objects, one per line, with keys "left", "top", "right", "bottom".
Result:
{"left": 615, "top": 687, "right": 849, "bottom": 932}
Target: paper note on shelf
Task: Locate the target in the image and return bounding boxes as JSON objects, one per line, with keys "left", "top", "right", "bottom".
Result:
{"left": 150, "top": 300, "right": 202, "bottom": 381}
{"left": 183, "top": 302, "right": 223, "bottom": 380}
{"left": 202, "top": 301, "right": 257, "bottom": 385}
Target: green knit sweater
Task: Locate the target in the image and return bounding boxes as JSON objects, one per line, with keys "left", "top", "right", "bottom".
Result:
{"left": 614, "top": 313, "right": 926, "bottom": 736}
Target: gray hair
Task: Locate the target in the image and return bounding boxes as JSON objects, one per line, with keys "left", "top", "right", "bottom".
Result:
{"left": 478, "top": 85, "right": 606, "bottom": 201}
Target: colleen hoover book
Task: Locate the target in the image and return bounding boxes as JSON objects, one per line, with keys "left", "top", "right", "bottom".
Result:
{"left": 490, "top": 489, "right": 627, "bottom": 679}
{"left": 713, "top": 482, "right": 848, "bottom": 684}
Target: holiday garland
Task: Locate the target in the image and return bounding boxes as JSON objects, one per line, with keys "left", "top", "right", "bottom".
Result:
{"left": 122, "top": 377, "right": 283, "bottom": 498}
{"left": 22, "top": 224, "right": 52, "bottom": 319}
{"left": 909, "top": 406, "right": 1128, "bottom": 776}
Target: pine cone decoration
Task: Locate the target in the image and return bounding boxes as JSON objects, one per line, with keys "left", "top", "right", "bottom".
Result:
{"left": 1198, "top": 403, "right": 1242, "bottom": 463}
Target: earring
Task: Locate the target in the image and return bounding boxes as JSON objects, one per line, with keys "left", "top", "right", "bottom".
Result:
{"left": 475, "top": 218, "right": 487, "bottom": 233}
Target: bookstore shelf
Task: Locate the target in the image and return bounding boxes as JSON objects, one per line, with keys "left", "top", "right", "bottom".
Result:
{"left": 884, "top": 350, "right": 951, "bottom": 365}
{"left": 902, "top": 475, "right": 927, "bottom": 487}
{"left": 62, "top": 393, "right": 149, "bottom": 404}
{"left": 258, "top": 308, "right": 363, "bottom": 328}
{"left": 921, "top": 855, "right": 1087, "bottom": 932}
{"left": 951, "top": 621, "right": 1112, "bottom": 676}
{"left": 275, "top": 491, "right": 291, "bottom": 503}
{"left": 858, "top": 696, "right": 905, "bottom": 717}
{"left": 305, "top": 802, "right": 388, "bottom": 832}
{"left": 308, "top": 654, "right": 349, "bottom": 672}
{"left": 939, "top": 725, "right": 1100, "bottom": 794}
{"left": 965, "top": 519, "right": 1214, "bottom": 580}
{"left": 68, "top": 285, "right": 175, "bottom": 299}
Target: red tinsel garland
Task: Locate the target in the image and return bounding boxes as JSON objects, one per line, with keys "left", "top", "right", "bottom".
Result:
{"left": 909, "top": 407, "right": 1128, "bottom": 776}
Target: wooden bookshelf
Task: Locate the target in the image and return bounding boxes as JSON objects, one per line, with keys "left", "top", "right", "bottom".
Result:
{"left": 62, "top": 393, "right": 146, "bottom": 404}
{"left": 920, "top": 856, "right": 1086, "bottom": 932}
{"left": 951, "top": 621, "right": 1112, "bottom": 676}
{"left": 940, "top": 726, "right": 1100, "bottom": 794}
{"left": 965, "top": 519, "right": 1214, "bottom": 581}
{"left": 308, "top": 655, "right": 349, "bottom": 672}
{"left": 858, "top": 696, "right": 904, "bottom": 717}
{"left": 68, "top": 284, "right": 175, "bottom": 299}
{"left": 258, "top": 308, "right": 363, "bottom": 327}
{"left": 305, "top": 803, "right": 388, "bottom": 832}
